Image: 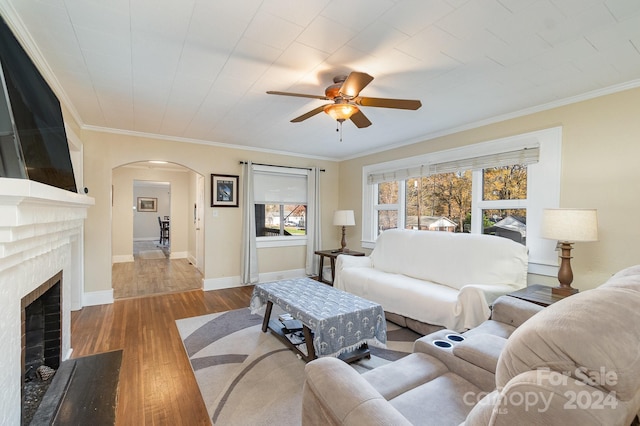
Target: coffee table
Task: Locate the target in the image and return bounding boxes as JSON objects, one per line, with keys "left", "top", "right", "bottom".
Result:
{"left": 250, "top": 277, "right": 387, "bottom": 362}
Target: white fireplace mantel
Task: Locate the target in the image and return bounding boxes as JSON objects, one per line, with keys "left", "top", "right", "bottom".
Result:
{"left": 0, "top": 178, "right": 93, "bottom": 270}
{"left": 0, "top": 177, "right": 93, "bottom": 425}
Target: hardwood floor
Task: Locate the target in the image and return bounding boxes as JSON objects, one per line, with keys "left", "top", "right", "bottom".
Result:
{"left": 71, "top": 286, "right": 255, "bottom": 425}
{"left": 113, "top": 241, "right": 203, "bottom": 299}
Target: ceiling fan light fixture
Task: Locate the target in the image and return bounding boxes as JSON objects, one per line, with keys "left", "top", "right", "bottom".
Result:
{"left": 324, "top": 103, "right": 358, "bottom": 121}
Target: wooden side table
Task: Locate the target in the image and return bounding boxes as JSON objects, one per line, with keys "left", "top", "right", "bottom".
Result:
{"left": 507, "top": 284, "right": 572, "bottom": 307}
{"left": 315, "top": 249, "right": 365, "bottom": 286}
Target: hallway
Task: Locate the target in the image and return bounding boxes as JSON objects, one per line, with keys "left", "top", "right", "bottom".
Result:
{"left": 112, "top": 241, "right": 202, "bottom": 299}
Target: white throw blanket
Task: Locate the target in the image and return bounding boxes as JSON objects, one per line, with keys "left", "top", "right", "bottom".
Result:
{"left": 334, "top": 229, "right": 528, "bottom": 331}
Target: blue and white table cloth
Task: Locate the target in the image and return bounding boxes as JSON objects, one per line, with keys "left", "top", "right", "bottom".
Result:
{"left": 251, "top": 277, "right": 387, "bottom": 358}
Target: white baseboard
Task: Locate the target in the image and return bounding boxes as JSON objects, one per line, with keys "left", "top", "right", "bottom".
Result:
{"left": 133, "top": 237, "right": 159, "bottom": 242}
{"left": 83, "top": 289, "right": 114, "bottom": 306}
{"left": 169, "top": 251, "right": 187, "bottom": 259}
{"left": 112, "top": 254, "right": 134, "bottom": 263}
{"left": 203, "top": 276, "right": 241, "bottom": 291}
{"left": 203, "top": 268, "right": 307, "bottom": 291}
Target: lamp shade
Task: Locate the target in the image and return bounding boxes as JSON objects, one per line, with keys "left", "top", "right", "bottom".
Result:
{"left": 333, "top": 210, "right": 355, "bottom": 226}
{"left": 541, "top": 208, "right": 598, "bottom": 242}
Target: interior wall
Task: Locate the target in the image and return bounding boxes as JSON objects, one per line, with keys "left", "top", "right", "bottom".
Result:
{"left": 112, "top": 165, "right": 190, "bottom": 260}
{"left": 339, "top": 87, "right": 640, "bottom": 291}
{"left": 82, "top": 131, "right": 339, "bottom": 295}
{"left": 133, "top": 183, "right": 170, "bottom": 241}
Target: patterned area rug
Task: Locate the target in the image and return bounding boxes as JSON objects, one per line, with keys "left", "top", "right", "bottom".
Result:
{"left": 175, "top": 307, "right": 420, "bottom": 425}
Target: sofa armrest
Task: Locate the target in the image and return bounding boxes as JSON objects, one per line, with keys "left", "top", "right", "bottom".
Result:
{"left": 490, "top": 295, "right": 544, "bottom": 328}
{"left": 457, "top": 283, "right": 522, "bottom": 330}
{"left": 303, "top": 357, "right": 411, "bottom": 426}
{"left": 333, "top": 255, "right": 372, "bottom": 290}
{"left": 336, "top": 254, "right": 372, "bottom": 269}
{"left": 452, "top": 334, "right": 507, "bottom": 374}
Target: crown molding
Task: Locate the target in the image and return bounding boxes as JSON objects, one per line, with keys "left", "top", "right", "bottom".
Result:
{"left": 82, "top": 124, "right": 338, "bottom": 162}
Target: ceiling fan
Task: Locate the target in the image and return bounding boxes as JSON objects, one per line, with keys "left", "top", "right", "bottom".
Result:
{"left": 266, "top": 71, "right": 422, "bottom": 129}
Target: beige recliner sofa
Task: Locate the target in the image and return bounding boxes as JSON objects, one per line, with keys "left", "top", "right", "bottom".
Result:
{"left": 302, "top": 265, "right": 640, "bottom": 425}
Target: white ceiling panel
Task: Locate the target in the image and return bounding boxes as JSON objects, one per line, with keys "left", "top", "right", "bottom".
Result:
{"left": 382, "top": 0, "right": 455, "bottom": 36}
{"left": 435, "top": 0, "right": 512, "bottom": 40}
{"left": 321, "top": 0, "right": 394, "bottom": 32}
{"left": 1, "top": 0, "right": 639, "bottom": 159}
{"left": 297, "top": 15, "right": 358, "bottom": 54}
{"left": 64, "top": 0, "right": 130, "bottom": 35}
{"left": 537, "top": 3, "right": 618, "bottom": 46}
{"left": 605, "top": 0, "right": 640, "bottom": 20}
{"left": 244, "top": 10, "right": 304, "bottom": 51}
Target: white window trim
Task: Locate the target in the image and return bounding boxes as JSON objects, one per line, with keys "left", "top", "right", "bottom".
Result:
{"left": 254, "top": 164, "right": 310, "bottom": 248}
{"left": 362, "top": 127, "right": 562, "bottom": 276}
{"left": 256, "top": 235, "right": 307, "bottom": 248}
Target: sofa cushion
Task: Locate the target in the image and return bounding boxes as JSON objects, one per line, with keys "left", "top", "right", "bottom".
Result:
{"left": 369, "top": 229, "right": 528, "bottom": 290}
{"left": 462, "top": 319, "right": 515, "bottom": 339}
{"left": 362, "top": 353, "right": 448, "bottom": 401}
{"left": 339, "top": 267, "right": 474, "bottom": 330}
{"left": 389, "top": 372, "right": 481, "bottom": 426}
{"left": 496, "top": 286, "right": 640, "bottom": 401}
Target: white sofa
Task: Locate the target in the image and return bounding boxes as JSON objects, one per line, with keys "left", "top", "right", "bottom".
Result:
{"left": 333, "top": 229, "right": 528, "bottom": 332}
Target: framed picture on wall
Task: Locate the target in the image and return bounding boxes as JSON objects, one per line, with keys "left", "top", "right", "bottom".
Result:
{"left": 211, "top": 174, "right": 239, "bottom": 207}
{"left": 137, "top": 197, "right": 157, "bottom": 212}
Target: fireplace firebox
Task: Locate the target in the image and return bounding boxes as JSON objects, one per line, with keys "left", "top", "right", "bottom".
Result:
{"left": 21, "top": 271, "right": 62, "bottom": 424}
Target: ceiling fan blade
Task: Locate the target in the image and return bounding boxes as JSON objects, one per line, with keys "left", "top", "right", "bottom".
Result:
{"left": 339, "top": 72, "right": 374, "bottom": 98}
{"left": 291, "top": 105, "right": 328, "bottom": 122}
{"left": 350, "top": 109, "right": 372, "bottom": 128}
{"left": 356, "top": 96, "right": 422, "bottom": 110}
{"left": 267, "top": 91, "right": 329, "bottom": 100}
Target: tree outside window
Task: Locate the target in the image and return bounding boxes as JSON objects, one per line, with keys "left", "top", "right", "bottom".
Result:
{"left": 255, "top": 204, "right": 306, "bottom": 236}
{"left": 375, "top": 165, "right": 528, "bottom": 245}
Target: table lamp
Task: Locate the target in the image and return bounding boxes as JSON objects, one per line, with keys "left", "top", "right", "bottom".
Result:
{"left": 541, "top": 208, "right": 598, "bottom": 296}
{"left": 333, "top": 210, "right": 355, "bottom": 252}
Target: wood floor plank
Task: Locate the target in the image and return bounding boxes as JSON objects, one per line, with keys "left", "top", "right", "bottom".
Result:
{"left": 71, "top": 286, "right": 254, "bottom": 425}
{"left": 113, "top": 241, "right": 203, "bottom": 299}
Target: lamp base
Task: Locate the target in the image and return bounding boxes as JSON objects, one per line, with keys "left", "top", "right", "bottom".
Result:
{"left": 551, "top": 286, "right": 579, "bottom": 297}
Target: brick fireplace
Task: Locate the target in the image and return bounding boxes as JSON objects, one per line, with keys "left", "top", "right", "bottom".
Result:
{"left": 0, "top": 178, "right": 93, "bottom": 425}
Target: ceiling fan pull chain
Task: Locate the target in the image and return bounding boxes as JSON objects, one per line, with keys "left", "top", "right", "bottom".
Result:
{"left": 336, "top": 120, "right": 343, "bottom": 142}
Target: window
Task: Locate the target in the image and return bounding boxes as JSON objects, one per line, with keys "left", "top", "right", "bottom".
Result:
{"left": 363, "top": 127, "right": 562, "bottom": 275}
{"left": 374, "top": 181, "right": 399, "bottom": 233}
{"left": 253, "top": 165, "right": 308, "bottom": 247}
{"left": 255, "top": 204, "right": 306, "bottom": 236}
{"left": 404, "top": 172, "right": 472, "bottom": 232}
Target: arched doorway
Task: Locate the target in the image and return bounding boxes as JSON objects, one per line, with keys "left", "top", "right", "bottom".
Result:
{"left": 111, "top": 161, "right": 205, "bottom": 298}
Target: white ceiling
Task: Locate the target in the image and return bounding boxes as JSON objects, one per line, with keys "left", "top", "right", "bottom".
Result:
{"left": 2, "top": 0, "right": 640, "bottom": 160}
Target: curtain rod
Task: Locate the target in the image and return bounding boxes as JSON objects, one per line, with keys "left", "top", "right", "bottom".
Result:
{"left": 239, "top": 161, "right": 325, "bottom": 172}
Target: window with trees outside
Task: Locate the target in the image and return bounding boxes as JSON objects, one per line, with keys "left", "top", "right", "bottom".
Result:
{"left": 255, "top": 204, "right": 306, "bottom": 237}
{"left": 363, "top": 127, "right": 562, "bottom": 275}
{"left": 253, "top": 165, "right": 308, "bottom": 247}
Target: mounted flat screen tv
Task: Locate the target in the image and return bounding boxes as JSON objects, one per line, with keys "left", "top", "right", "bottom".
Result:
{"left": 0, "top": 16, "right": 77, "bottom": 193}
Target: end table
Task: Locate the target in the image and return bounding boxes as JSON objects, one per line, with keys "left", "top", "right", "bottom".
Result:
{"left": 315, "top": 249, "right": 365, "bottom": 286}
{"left": 507, "top": 284, "right": 572, "bottom": 307}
